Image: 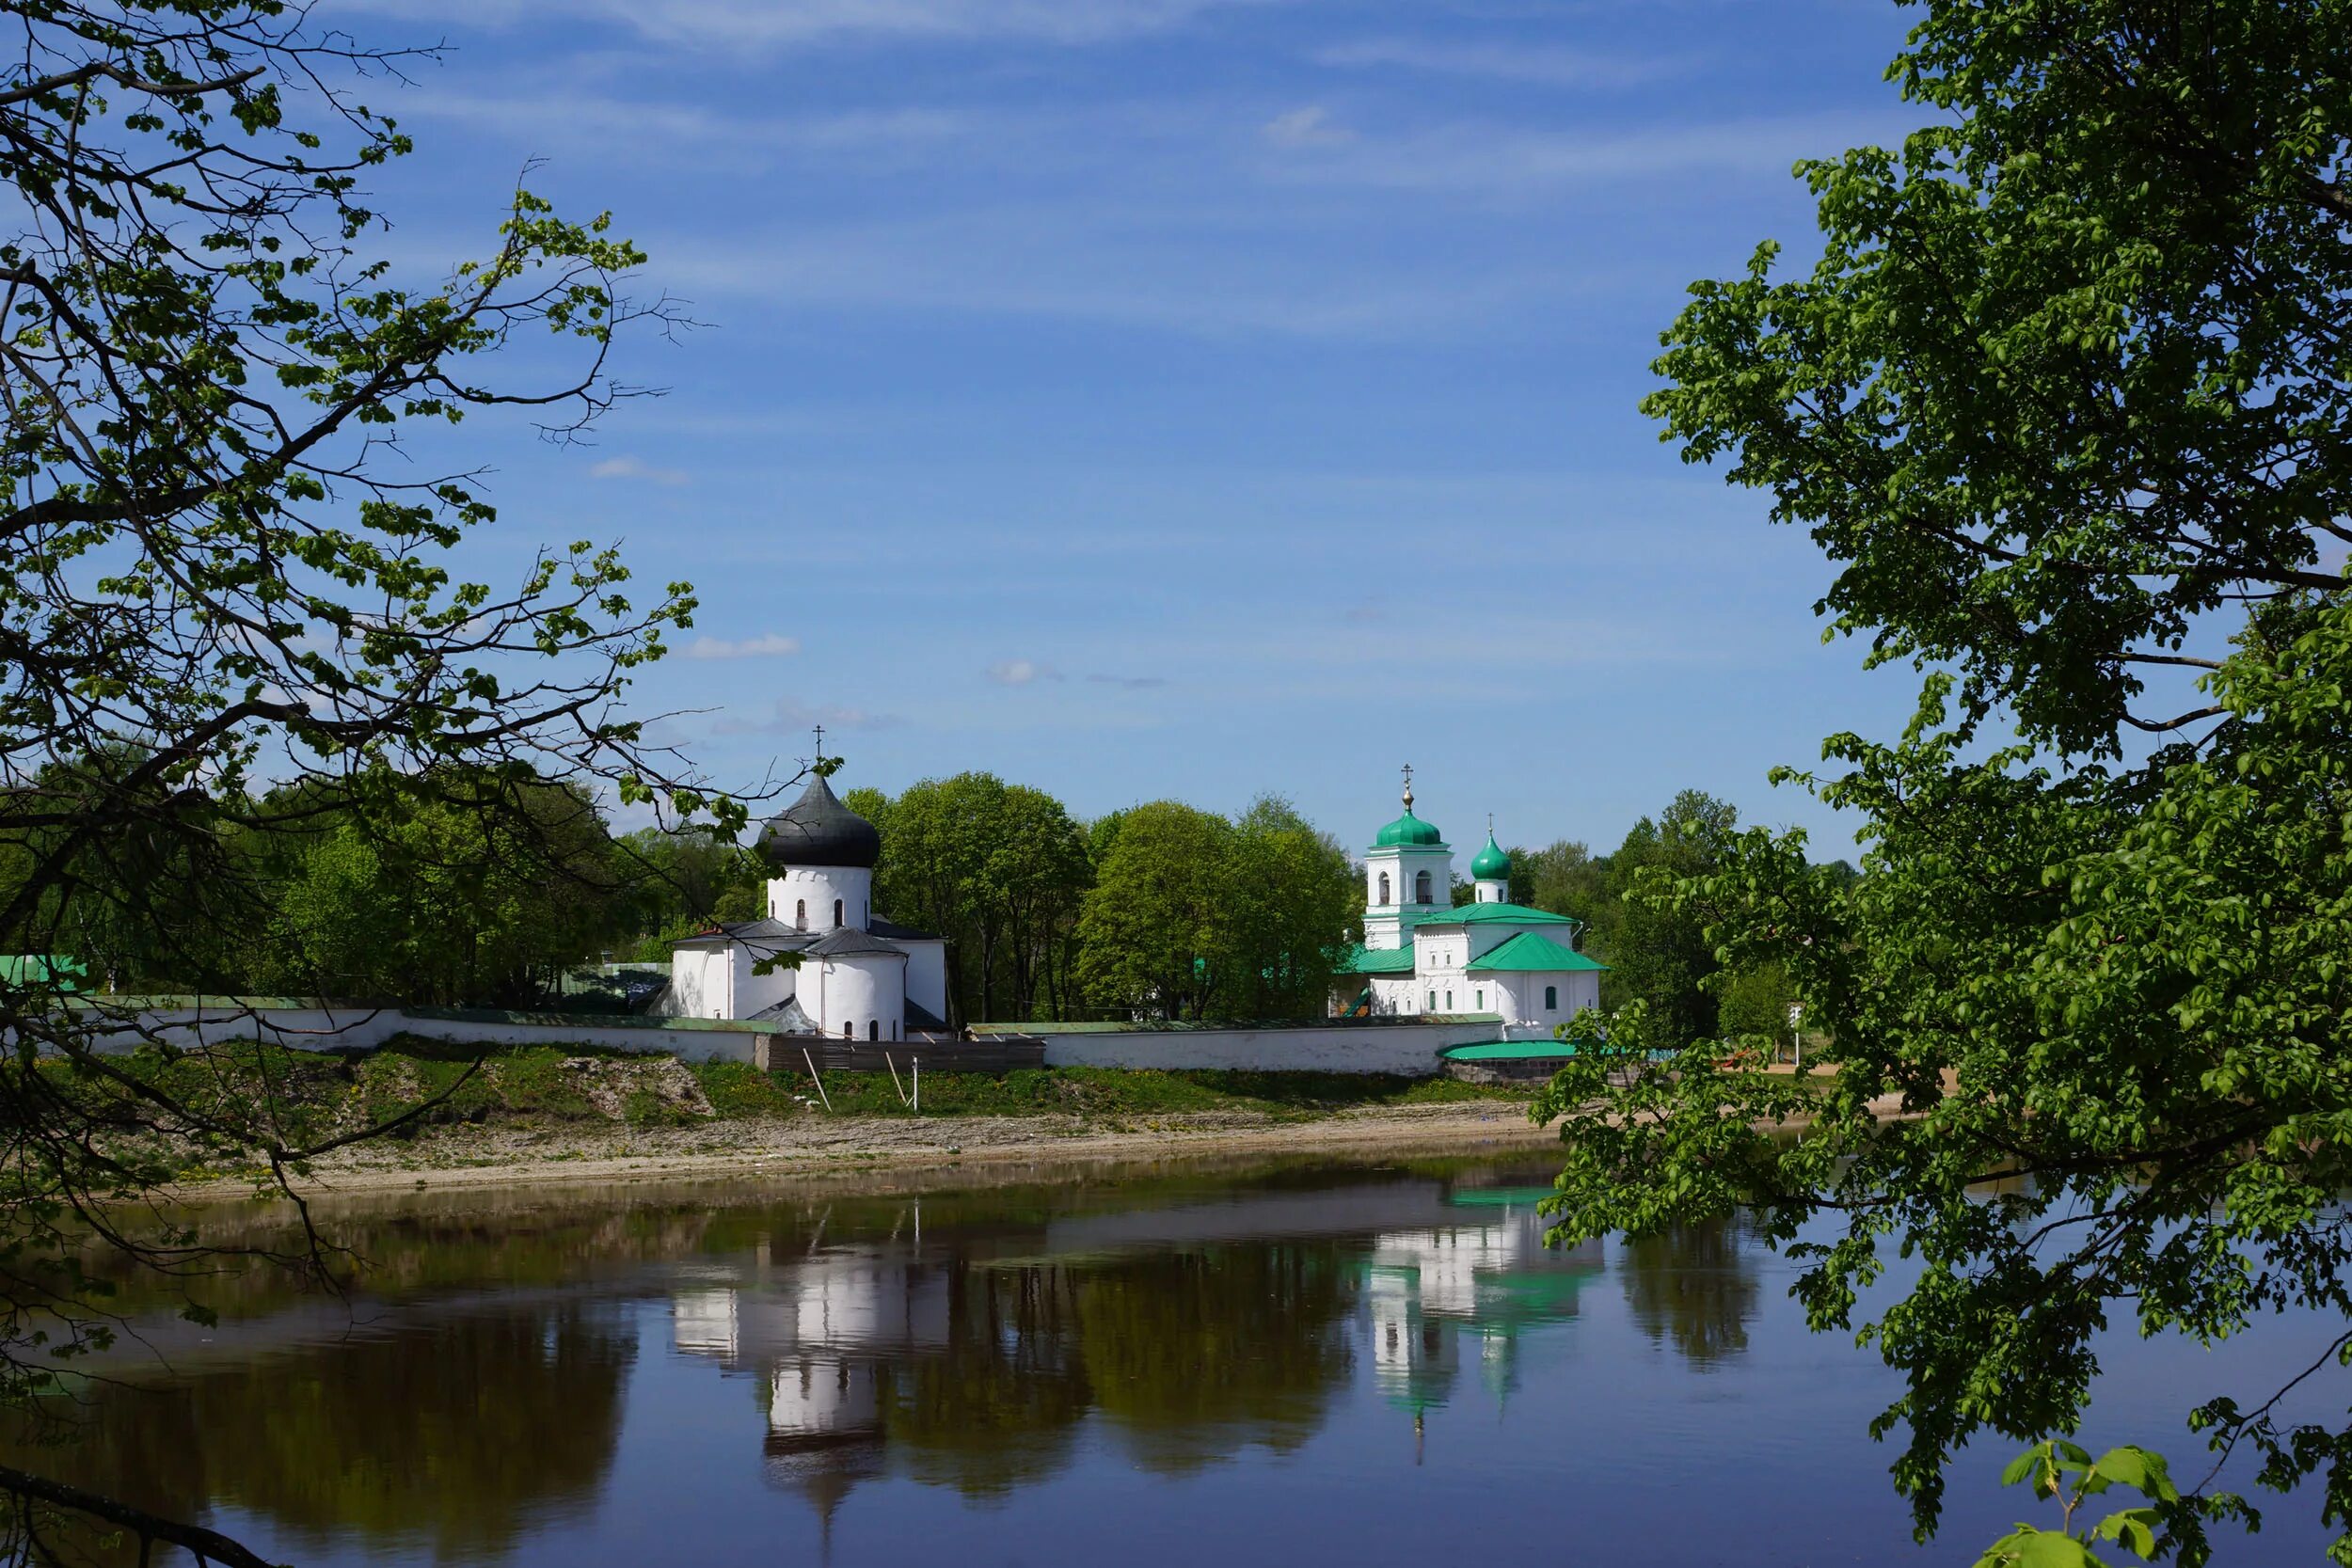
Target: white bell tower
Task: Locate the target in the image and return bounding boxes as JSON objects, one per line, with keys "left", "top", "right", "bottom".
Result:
{"left": 1363, "top": 765, "right": 1454, "bottom": 950}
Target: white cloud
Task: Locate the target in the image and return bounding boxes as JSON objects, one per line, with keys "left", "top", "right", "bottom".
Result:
{"left": 1263, "top": 104, "right": 1354, "bottom": 149}
{"left": 987, "top": 658, "right": 1064, "bottom": 686}
{"left": 1314, "top": 38, "right": 1692, "bottom": 90}
{"left": 683, "top": 632, "right": 802, "bottom": 659}
{"left": 589, "top": 454, "right": 692, "bottom": 485}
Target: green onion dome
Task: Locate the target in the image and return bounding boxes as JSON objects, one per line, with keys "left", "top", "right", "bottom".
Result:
{"left": 1470, "top": 833, "right": 1511, "bottom": 879}
{"left": 1374, "top": 806, "right": 1443, "bottom": 847}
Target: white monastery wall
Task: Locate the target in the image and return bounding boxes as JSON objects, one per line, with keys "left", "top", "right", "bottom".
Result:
{"left": 1032, "top": 1019, "right": 1504, "bottom": 1075}
{"left": 56, "top": 1003, "right": 771, "bottom": 1062}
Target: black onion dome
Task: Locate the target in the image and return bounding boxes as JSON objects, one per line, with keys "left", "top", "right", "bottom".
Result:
{"left": 756, "top": 773, "right": 881, "bottom": 869}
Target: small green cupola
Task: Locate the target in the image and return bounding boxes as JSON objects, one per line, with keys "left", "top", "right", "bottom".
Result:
{"left": 1470, "top": 832, "right": 1511, "bottom": 880}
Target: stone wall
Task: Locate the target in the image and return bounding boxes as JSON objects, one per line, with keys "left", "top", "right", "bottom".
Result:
{"left": 58, "top": 1000, "right": 774, "bottom": 1064}
{"left": 1012, "top": 1018, "right": 1508, "bottom": 1076}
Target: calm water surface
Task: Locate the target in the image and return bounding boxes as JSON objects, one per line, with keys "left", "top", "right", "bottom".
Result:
{"left": 18, "top": 1156, "right": 2342, "bottom": 1566}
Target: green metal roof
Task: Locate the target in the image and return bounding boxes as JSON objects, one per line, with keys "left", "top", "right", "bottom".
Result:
{"left": 1470, "top": 833, "right": 1510, "bottom": 879}
{"left": 1372, "top": 807, "right": 1445, "bottom": 848}
{"left": 1442, "top": 1039, "right": 1580, "bottom": 1062}
{"left": 1417, "top": 901, "right": 1581, "bottom": 928}
{"left": 1465, "top": 930, "right": 1608, "bottom": 974}
{"left": 1335, "top": 943, "right": 1417, "bottom": 974}
{"left": 0, "top": 955, "right": 85, "bottom": 992}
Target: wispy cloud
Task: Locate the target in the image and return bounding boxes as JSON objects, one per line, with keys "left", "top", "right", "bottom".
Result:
{"left": 683, "top": 632, "right": 802, "bottom": 659}
{"left": 987, "top": 658, "right": 1064, "bottom": 686}
{"left": 367, "top": 0, "right": 1291, "bottom": 51}
{"left": 589, "top": 454, "right": 692, "bottom": 485}
{"left": 1262, "top": 104, "right": 1353, "bottom": 149}
{"left": 646, "top": 209, "right": 1592, "bottom": 341}
{"left": 400, "top": 85, "right": 972, "bottom": 170}
{"left": 1314, "top": 38, "right": 1692, "bottom": 90}
{"left": 1088, "top": 673, "right": 1168, "bottom": 689}
{"left": 713, "top": 698, "right": 903, "bottom": 735}
{"left": 1262, "top": 110, "right": 1915, "bottom": 194}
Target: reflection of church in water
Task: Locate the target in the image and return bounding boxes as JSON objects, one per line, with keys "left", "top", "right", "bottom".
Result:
{"left": 665, "top": 1177, "right": 1605, "bottom": 1539}
{"left": 1364, "top": 1191, "right": 1600, "bottom": 1428}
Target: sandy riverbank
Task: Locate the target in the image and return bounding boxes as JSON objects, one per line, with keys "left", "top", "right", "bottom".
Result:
{"left": 172, "top": 1099, "right": 1568, "bottom": 1203}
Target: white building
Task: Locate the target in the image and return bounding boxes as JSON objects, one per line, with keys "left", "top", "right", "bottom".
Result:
{"left": 661, "top": 768, "right": 951, "bottom": 1039}
{"left": 1332, "top": 773, "right": 1605, "bottom": 1028}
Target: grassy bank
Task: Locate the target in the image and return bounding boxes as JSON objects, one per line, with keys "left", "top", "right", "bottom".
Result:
{"left": 86, "top": 1037, "right": 1529, "bottom": 1158}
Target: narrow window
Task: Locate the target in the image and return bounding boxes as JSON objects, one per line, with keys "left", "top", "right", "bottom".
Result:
{"left": 795, "top": 898, "right": 807, "bottom": 931}
{"left": 1425, "top": 992, "right": 1435, "bottom": 1011}
{"left": 1415, "top": 870, "right": 1432, "bottom": 904}
{"left": 1546, "top": 985, "right": 1558, "bottom": 1011}
{"left": 867, "top": 1019, "right": 879, "bottom": 1040}
{"left": 842, "top": 1022, "right": 852, "bottom": 1038}
{"left": 834, "top": 898, "right": 845, "bottom": 927}
{"left": 1445, "top": 990, "right": 1453, "bottom": 1010}
{"left": 1476, "top": 988, "right": 1485, "bottom": 1010}
{"left": 1377, "top": 872, "right": 1391, "bottom": 905}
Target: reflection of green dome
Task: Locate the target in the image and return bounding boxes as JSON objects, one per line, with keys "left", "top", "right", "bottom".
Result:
{"left": 1470, "top": 834, "right": 1510, "bottom": 879}
{"left": 1374, "top": 808, "right": 1444, "bottom": 848}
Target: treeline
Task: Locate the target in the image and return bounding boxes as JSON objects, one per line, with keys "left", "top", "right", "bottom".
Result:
{"left": 8, "top": 752, "right": 1843, "bottom": 1039}
{"left": 0, "top": 758, "right": 642, "bottom": 1006}
{"left": 644, "top": 776, "right": 1359, "bottom": 1026}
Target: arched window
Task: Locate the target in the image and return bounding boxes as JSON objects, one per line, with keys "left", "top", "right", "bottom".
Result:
{"left": 1545, "top": 985, "right": 1558, "bottom": 1011}
{"left": 1377, "top": 872, "right": 1391, "bottom": 905}
{"left": 795, "top": 899, "right": 807, "bottom": 931}
{"left": 841, "top": 1022, "right": 852, "bottom": 1038}
{"left": 1444, "top": 990, "right": 1453, "bottom": 1010}
{"left": 1475, "top": 989, "right": 1485, "bottom": 1010}
{"left": 867, "top": 1019, "right": 879, "bottom": 1040}
{"left": 834, "top": 898, "right": 845, "bottom": 927}
{"left": 1425, "top": 992, "right": 1435, "bottom": 1011}
{"left": 1414, "top": 870, "right": 1432, "bottom": 904}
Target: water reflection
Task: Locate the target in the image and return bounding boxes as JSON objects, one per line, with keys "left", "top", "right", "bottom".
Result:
{"left": 1619, "top": 1217, "right": 1761, "bottom": 1367}
{"left": 4, "top": 1305, "right": 631, "bottom": 1565}
{"left": 6, "top": 1164, "right": 1770, "bottom": 1565}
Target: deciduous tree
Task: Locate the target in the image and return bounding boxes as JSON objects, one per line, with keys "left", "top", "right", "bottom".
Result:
{"left": 1543, "top": 3, "right": 2352, "bottom": 1560}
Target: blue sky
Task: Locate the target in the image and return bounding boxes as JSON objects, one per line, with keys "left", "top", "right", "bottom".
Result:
{"left": 338, "top": 0, "right": 1940, "bottom": 858}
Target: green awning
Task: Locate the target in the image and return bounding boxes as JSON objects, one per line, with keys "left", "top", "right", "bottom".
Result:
{"left": 1441, "top": 1039, "right": 1578, "bottom": 1062}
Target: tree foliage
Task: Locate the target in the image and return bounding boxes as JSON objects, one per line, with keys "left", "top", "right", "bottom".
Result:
{"left": 0, "top": 4, "right": 736, "bottom": 1557}
{"left": 1543, "top": 2, "right": 2352, "bottom": 1560}
{"left": 859, "top": 772, "right": 1092, "bottom": 1025}
{"left": 1074, "top": 796, "right": 1354, "bottom": 1022}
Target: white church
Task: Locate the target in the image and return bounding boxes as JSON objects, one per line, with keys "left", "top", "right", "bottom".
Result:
{"left": 661, "top": 757, "right": 1599, "bottom": 1044}
{"left": 660, "top": 768, "right": 950, "bottom": 1040}
{"left": 1330, "top": 771, "right": 1605, "bottom": 1027}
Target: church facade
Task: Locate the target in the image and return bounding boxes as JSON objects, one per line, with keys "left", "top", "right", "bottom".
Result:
{"left": 1331, "top": 776, "right": 1605, "bottom": 1027}
{"left": 660, "top": 770, "right": 951, "bottom": 1040}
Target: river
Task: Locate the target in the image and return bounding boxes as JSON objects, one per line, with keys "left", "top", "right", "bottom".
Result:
{"left": 8, "top": 1154, "right": 2340, "bottom": 1565}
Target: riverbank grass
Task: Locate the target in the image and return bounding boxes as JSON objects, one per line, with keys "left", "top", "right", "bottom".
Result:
{"left": 81, "top": 1037, "right": 1528, "bottom": 1154}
